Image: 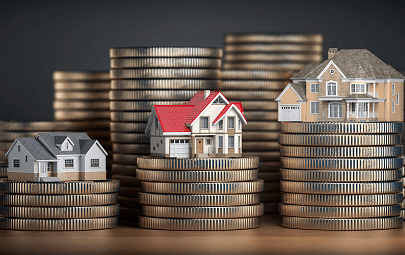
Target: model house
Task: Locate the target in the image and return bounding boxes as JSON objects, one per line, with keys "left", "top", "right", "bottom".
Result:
{"left": 5, "top": 132, "right": 107, "bottom": 182}
{"left": 145, "top": 90, "right": 247, "bottom": 158}
{"left": 276, "top": 48, "right": 404, "bottom": 122}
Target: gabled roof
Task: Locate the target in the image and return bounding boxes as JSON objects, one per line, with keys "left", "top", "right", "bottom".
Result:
{"left": 213, "top": 102, "right": 246, "bottom": 124}
{"left": 37, "top": 132, "right": 91, "bottom": 156}
{"left": 275, "top": 82, "right": 307, "bottom": 102}
{"left": 54, "top": 136, "right": 68, "bottom": 145}
{"left": 154, "top": 105, "right": 194, "bottom": 133}
{"left": 292, "top": 49, "right": 405, "bottom": 80}
{"left": 5, "top": 137, "right": 55, "bottom": 160}
{"left": 183, "top": 91, "right": 228, "bottom": 124}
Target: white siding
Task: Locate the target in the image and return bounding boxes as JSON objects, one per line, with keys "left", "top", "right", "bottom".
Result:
{"left": 56, "top": 155, "right": 81, "bottom": 174}
{"left": 7, "top": 142, "right": 35, "bottom": 174}
{"left": 84, "top": 144, "right": 106, "bottom": 173}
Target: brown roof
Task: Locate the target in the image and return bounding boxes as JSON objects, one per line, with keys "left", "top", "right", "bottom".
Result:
{"left": 290, "top": 82, "right": 307, "bottom": 101}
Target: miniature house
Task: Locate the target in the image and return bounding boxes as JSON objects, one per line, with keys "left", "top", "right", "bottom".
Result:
{"left": 5, "top": 133, "right": 107, "bottom": 182}
{"left": 145, "top": 90, "right": 247, "bottom": 158}
{"left": 276, "top": 48, "right": 405, "bottom": 122}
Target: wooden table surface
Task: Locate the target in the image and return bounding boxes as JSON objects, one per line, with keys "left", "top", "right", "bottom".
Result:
{"left": 1, "top": 214, "right": 404, "bottom": 255}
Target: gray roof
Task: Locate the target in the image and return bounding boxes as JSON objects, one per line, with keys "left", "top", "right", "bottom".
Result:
{"left": 54, "top": 136, "right": 67, "bottom": 145}
{"left": 16, "top": 137, "right": 55, "bottom": 160}
{"left": 345, "top": 94, "right": 375, "bottom": 99}
{"left": 292, "top": 49, "right": 405, "bottom": 80}
{"left": 290, "top": 82, "right": 307, "bottom": 101}
{"left": 37, "top": 132, "right": 91, "bottom": 156}
{"left": 79, "top": 140, "right": 97, "bottom": 154}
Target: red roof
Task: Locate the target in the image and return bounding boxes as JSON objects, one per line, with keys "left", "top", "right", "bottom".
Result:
{"left": 213, "top": 102, "right": 246, "bottom": 123}
{"left": 183, "top": 91, "right": 223, "bottom": 124}
{"left": 154, "top": 105, "right": 194, "bottom": 133}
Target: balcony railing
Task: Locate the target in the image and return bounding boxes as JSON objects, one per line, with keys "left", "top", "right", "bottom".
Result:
{"left": 367, "top": 92, "right": 378, "bottom": 98}
{"left": 347, "top": 111, "right": 378, "bottom": 118}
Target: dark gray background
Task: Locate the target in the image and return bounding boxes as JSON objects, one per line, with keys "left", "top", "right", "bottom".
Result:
{"left": 0, "top": 0, "right": 404, "bottom": 121}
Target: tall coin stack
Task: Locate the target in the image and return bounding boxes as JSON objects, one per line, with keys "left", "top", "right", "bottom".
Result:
{"left": 109, "top": 47, "right": 222, "bottom": 221}
{"left": 279, "top": 122, "right": 404, "bottom": 230}
{"left": 220, "top": 33, "right": 323, "bottom": 213}
{"left": 53, "top": 71, "right": 112, "bottom": 177}
{"left": 136, "top": 156, "right": 264, "bottom": 230}
{"left": 0, "top": 180, "right": 120, "bottom": 230}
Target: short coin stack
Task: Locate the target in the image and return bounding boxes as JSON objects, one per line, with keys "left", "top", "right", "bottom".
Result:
{"left": 220, "top": 33, "right": 323, "bottom": 213}
{"left": 0, "top": 180, "right": 120, "bottom": 230}
{"left": 279, "top": 122, "right": 404, "bottom": 230}
{"left": 136, "top": 156, "right": 264, "bottom": 230}
{"left": 109, "top": 47, "right": 222, "bottom": 220}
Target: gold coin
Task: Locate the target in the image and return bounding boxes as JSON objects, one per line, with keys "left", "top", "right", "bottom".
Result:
{"left": 110, "top": 69, "right": 221, "bottom": 79}
{"left": 141, "top": 180, "right": 264, "bottom": 194}
{"left": 280, "top": 216, "right": 402, "bottom": 230}
{"left": 0, "top": 120, "right": 95, "bottom": 131}
{"left": 260, "top": 192, "right": 281, "bottom": 202}
{"left": 110, "top": 101, "right": 185, "bottom": 111}
{"left": 118, "top": 186, "right": 142, "bottom": 198}
{"left": 242, "top": 151, "right": 280, "bottom": 161}
{"left": 110, "top": 112, "right": 150, "bottom": 122}
{"left": 223, "top": 53, "right": 322, "bottom": 62}
{"left": 280, "top": 145, "right": 403, "bottom": 158}
{"left": 136, "top": 169, "right": 259, "bottom": 182}
{"left": 111, "top": 79, "right": 220, "bottom": 90}
{"left": 112, "top": 164, "right": 137, "bottom": 175}
{"left": 223, "top": 44, "right": 323, "bottom": 53}
{"left": 281, "top": 157, "right": 403, "bottom": 170}
{"left": 263, "top": 182, "right": 280, "bottom": 192}
{"left": 0, "top": 179, "right": 120, "bottom": 194}
{"left": 53, "top": 101, "right": 110, "bottom": 110}
{"left": 0, "top": 217, "right": 118, "bottom": 231}
{"left": 222, "top": 62, "right": 312, "bottom": 71}
{"left": 110, "top": 58, "right": 221, "bottom": 69}
{"left": 221, "top": 70, "right": 292, "bottom": 80}
{"left": 141, "top": 204, "right": 264, "bottom": 218}
{"left": 280, "top": 169, "right": 402, "bottom": 182}
{"left": 242, "top": 141, "right": 280, "bottom": 151}
{"left": 243, "top": 111, "right": 278, "bottom": 121}
{"left": 110, "top": 47, "right": 222, "bottom": 58}
{"left": 113, "top": 153, "right": 144, "bottom": 165}
{"left": 137, "top": 156, "right": 260, "bottom": 170}
{"left": 279, "top": 204, "right": 401, "bottom": 218}
{"left": 111, "top": 133, "right": 149, "bottom": 144}
{"left": 138, "top": 216, "right": 260, "bottom": 230}
{"left": 138, "top": 192, "right": 260, "bottom": 206}
{"left": 54, "top": 81, "right": 110, "bottom": 91}
{"left": 53, "top": 71, "right": 110, "bottom": 81}
{"left": 110, "top": 122, "right": 147, "bottom": 133}
{"left": 281, "top": 122, "right": 403, "bottom": 134}
{"left": 54, "top": 111, "right": 110, "bottom": 121}
{"left": 0, "top": 131, "right": 39, "bottom": 141}
{"left": 112, "top": 175, "right": 142, "bottom": 187}
{"left": 279, "top": 134, "right": 400, "bottom": 146}
{"left": 0, "top": 166, "right": 7, "bottom": 178}
{"left": 258, "top": 172, "right": 280, "bottom": 181}
{"left": 0, "top": 204, "right": 120, "bottom": 219}
{"left": 243, "top": 122, "right": 281, "bottom": 131}
{"left": 0, "top": 193, "right": 118, "bottom": 206}
{"left": 219, "top": 80, "right": 288, "bottom": 90}
{"left": 54, "top": 91, "right": 109, "bottom": 100}
{"left": 223, "top": 33, "right": 323, "bottom": 44}
{"left": 219, "top": 90, "right": 283, "bottom": 100}
{"left": 280, "top": 180, "right": 402, "bottom": 194}
{"left": 281, "top": 193, "right": 403, "bottom": 206}
{"left": 113, "top": 143, "right": 149, "bottom": 154}
{"left": 258, "top": 161, "right": 281, "bottom": 172}
{"left": 109, "top": 89, "right": 200, "bottom": 101}
{"left": 237, "top": 101, "right": 278, "bottom": 111}
{"left": 118, "top": 196, "right": 141, "bottom": 209}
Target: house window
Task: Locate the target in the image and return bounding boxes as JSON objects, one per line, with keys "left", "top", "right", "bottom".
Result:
{"left": 218, "top": 120, "right": 223, "bottom": 130}
{"left": 13, "top": 159, "right": 20, "bottom": 168}
{"left": 155, "top": 117, "right": 159, "bottom": 129}
{"left": 18, "top": 145, "right": 20, "bottom": 152}
{"left": 238, "top": 120, "right": 241, "bottom": 129}
{"left": 213, "top": 97, "right": 226, "bottom": 104}
{"left": 206, "top": 139, "right": 212, "bottom": 145}
{"left": 310, "top": 84, "right": 319, "bottom": 93}
{"left": 228, "top": 136, "right": 235, "bottom": 148}
{"left": 392, "top": 100, "right": 395, "bottom": 113}
{"left": 350, "top": 83, "right": 366, "bottom": 93}
{"left": 218, "top": 136, "right": 223, "bottom": 148}
{"left": 330, "top": 69, "right": 335, "bottom": 74}
{"left": 65, "top": 159, "right": 74, "bottom": 168}
{"left": 238, "top": 136, "right": 241, "bottom": 148}
{"left": 397, "top": 93, "right": 399, "bottom": 105}
{"left": 392, "top": 83, "right": 395, "bottom": 96}
{"left": 91, "top": 159, "right": 99, "bottom": 167}
{"left": 25, "top": 155, "right": 27, "bottom": 162}
{"left": 200, "top": 117, "right": 209, "bottom": 129}
{"left": 310, "top": 102, "right": 319, "bottom": 114}
{"left": 228, "top": 117, "right": 235, "bottom": 129}
{"left": 47, "top": 163, "right": 51, "bottom": 172}
{"left": 326, "top": 81, "right": 337, "bottom": 96}
{"left": 351, "top": 103, "right": 356, "bottom": 114}
{"left": 329, "top": 102, "right": 342, "bottom": 118}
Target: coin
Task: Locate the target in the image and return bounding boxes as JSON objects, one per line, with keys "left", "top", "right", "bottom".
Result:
{"left": 113, "top": 143, "right": 149, "bottom": 154}
{"left": 53, "top": 101, "right": 110, "bottom": 110}
{"left": 113, "top": 154, "right": 144, "bottom": 165}
{"left": 109, "top": 90, "right": 199, "bottom": 101}
{"left": 281, "top": 193, "right": 403, "bottom": 206}
{"left": 243, "top": 122, "right": 281, "bottom": 131}
{"left": 118, "top": 196, "right": 141, "bottom": 209}
{"left": 223, "top": 33, "right": 323, "bottom": 44}
{"left": 279, "top": 204, "right": 401, "bottom": 218}
{"left": 280, "top": 145, "right": 403, "bottom": 158}
{"left": 110, "top": 122, "right": 147, "bottom": 133}
{"left": 222, "top": 62, "right": 312, "bottom": 72}
{"left": 110, "top": 47, "right": 223, "bottom": 58}
{"left": 281, "top": 122, "right": 403, "bottom": 134}
{"left": 111, "top": 79, "right": 221, "bottom": 90}
{"left": 54, "top": 81, "right": 111, "bottom": 91}
{"left": 138, "top": 216, "right": 260, "bottom": 230}
{"left": 281, "top": 157, "right": 403, "bottom": 170}
{"left": 54, "top": 91, "right": 109, "bottom": 100}
{"left": 0, "top": 204, "right": 120, "bottom": 219}
{"left": 119, "top": 207, "right": 142, "bottom": 219}
{"left": 280, "top": 169, "right": 402, "bottom": 182}
{"left": 138, "top": 192, "right": 260, "bottom": 206}
{"left": 279, "top": 134, "right": 401, "bottom": 146}
{"left": 55, "top": 111, "right": 110, "bottom": 120}
{"left": 263, "top": 182, "right": 280, "bottom": 192}
{"left": 223, "top": 44, "right": 323, "bottom": 53}
{"left": 112, "top": 175, "right": 142, "bottom": 187}
{"left": 221, "top": 70, "right": 292, "bottom": 80}
{"left": 218, "top": 90, "right": 283, "bottom": 100}
{"left": 223, "top": 53, "right": 323, "bottom": 62}
{"left": 0, "top": 131, "right": 39, "bottom": 141}
{"left": 141, "top": 204, "right": 264, "bottom": 218}
{"left": 243, "top": 111, "right": 278, "bottom": 121}
{"left": 0, "top": 193, "right": 118, "bottom": 206}
{"left": 260, "top": 192, "right": 281, "bottom": 202}
{"left": 110, "top": 101, "right": 185, "bottom": 111}
{"left": 263, "top": 202, "right": 279, "bottom": 213}
{"left": 280, "top": 180, "right": 402, "bottom": 194}
{"left": 219, "top": 80, "right": 288, "bottom": 90}
{"left": 53, "top": 71, "right": 110, "bottom": 81}
{"left": 111, "top": 133, "right": 149, "bottom": 144}
{"left": 258, "top": 172, "right": 280, "bottom": 181}
{"left": 110, "top": 112, "right": 150, "bottom": 122}
{"left": 280, "top": 216, "right": 403, "bottom": 230}
{"left": 136, "top": 169, "right": 259, "bottom": 182}
{"left": 0, "top": 179, "right": 120, "bottom": 194}
{"left": 141, "top": 180, "right": 264, "bottom": 194}
{"left": 0, "top": 166, "right": 7, "bottom": 178}
{"left": 110, "top": 58, "right": 222, "bottom": 69}
{"left": 137, "top": 156, "right": 260, "bottom": 170}
{"left": 242, "top": 151, "right": 280, "bottom": 161}
{"left": 110, "top": 69, "right": 221, "bottom": 79}
{"left": 0, "top": 120, "right": 93, "bottom": 131}
{"left": 0, "top": 217, "right": 118, "bottom": 231}
{"left": 118, "top": 187, "right": 142, "bottom": 198}
{"left": 111, "top": 164, "right": 137, "bottom": 175}
{"left": 242, "top": 141, "right": 279, "bottom": 151}
{"left": 236, "top": 101, "right": 278, "bottom": 111}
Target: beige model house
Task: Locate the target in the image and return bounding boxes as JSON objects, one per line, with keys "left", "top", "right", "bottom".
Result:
{"left": 145, "top": 90, "right": 247, "bottom": 158}
{"left": 276, "top": 48, "right": 404, "bottom": 122}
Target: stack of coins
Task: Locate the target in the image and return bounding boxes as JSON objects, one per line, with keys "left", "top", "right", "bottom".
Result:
{"left": 279, "top": 122, "right": 403, "bottom": 230}
{"left": 401, "top": 70, "right": 405, "bottom": 154}
{"left": 53, "top": 71, "right": 112, "bottom": 176}
{"left": 402, "top": 156, "right": 405, "bottom": 219}
{"left": 109, "top": 47, "right": 222, "bottom": 220}
{"left": 0, "top": 180, "right": 120, "bottom": 230}
{"left": 136, "top": 156, "right": 264, "bottom": 230}
{"left": 220, "top": 33, "right": 323, "bottom": 213}
{"left": 0, "top": 165, "right": 7, "bottom": 181}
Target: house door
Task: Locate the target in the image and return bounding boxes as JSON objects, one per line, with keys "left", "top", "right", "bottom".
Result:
{"left": 40, "top": 163, "right": 50, "bottom": 178}
{"left": 196, "top": 139, "right": 204, "bottom": 154}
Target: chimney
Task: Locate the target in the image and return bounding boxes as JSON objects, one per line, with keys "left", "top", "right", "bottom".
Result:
{"left": 204, "top": 90, "right": 210, "bottom": 99}
{"left": 328, "top": 48, "right": 338, "bottom": 59}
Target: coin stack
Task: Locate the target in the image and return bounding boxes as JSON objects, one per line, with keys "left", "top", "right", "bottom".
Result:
{"left": 402, "top": 156, "right": 405, "bottom": 219}
{"left": 0, "top": 165, "right": 7, "bottom": 181}
{"left": 279, "top": 122, "right": 403, "bottom": 230}
{"left": 220, "top": 33, "right": 323, "bottom": 213}
{"left": 0, "top": 180, "right": 120, "bottom": 230}
{"left": 53, "top": 71, "right": 112, "bottom": 176}
{"left": 109, "top": 47, "right": 222, "bottom": 220}
{"left": 136, "top": 156, "right": 264, "bottom": 230}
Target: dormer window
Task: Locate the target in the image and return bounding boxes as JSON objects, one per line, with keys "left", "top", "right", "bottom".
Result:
{"left": 326, "top": 81, "right": 337, "bottom": 96}
{"left": 330, "top": 69, "right": 335, "bottom": 74}
{"left": 213, "top": 97, "right": 226, "bottom": 104}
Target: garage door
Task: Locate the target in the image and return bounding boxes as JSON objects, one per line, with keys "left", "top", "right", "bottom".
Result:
{"left": 279, "top": 105, "right": 301, "bottom": 121}
{"left": 170, "top": 139, "right": 190, "bottom": 158}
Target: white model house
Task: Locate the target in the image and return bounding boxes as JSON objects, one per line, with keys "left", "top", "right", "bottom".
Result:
{"left": 5, "top": 132, "right": 107, "bottom": 182}
{"left": 145, "top": 90, "right": 247, "bottom": 158}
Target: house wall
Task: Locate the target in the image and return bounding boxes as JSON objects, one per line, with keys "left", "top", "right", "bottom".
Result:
{"left": 305, "top": 83, "right": 320, "bottom": 122}
{"left": 7, "top": 141, "right": 35, "bottom": 181}
{"left": 150, "top": 136, "right": 166, "bottom": 156}
{"left": 191, "top": 104, "right": 227, "bottom": 134}
{"left": 386, "top": 81, "right": 403, "bottom": 122}
{"left": 82, "top": 144, "right": 107, "bottom": 180}
{"left": 55, "top": 155, "right": 81, "bottom": 181}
